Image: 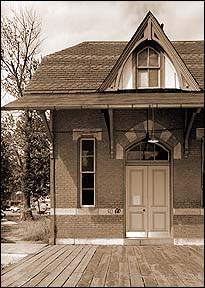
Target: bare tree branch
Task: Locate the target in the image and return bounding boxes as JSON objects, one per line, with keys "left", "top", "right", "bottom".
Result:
{"left": 1, "top": 8, "right": 42, "bottom": 98}
{"left": 1, "top": 7, "right": 44, "bottom": 220}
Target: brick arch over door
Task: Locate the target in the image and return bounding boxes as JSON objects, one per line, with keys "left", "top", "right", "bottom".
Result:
{"left": 115, "top": 120, "right": 182, "bottom": 160}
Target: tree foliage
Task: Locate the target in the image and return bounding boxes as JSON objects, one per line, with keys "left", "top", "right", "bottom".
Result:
{"left": 1, "top": 111, "right": 50, "bottom": 211}
{"left": 14, "top": 111, "right": 50, "bottom": 199}
{"left": 1, "top": 7, "right": 50, "bottom": 220}
{"left": 1, "top": 117, "right": 14, "bottom": 204}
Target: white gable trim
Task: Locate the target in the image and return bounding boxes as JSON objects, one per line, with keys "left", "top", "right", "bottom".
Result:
{"left": 102, "top": 12, "right": 200, "bottom": 92}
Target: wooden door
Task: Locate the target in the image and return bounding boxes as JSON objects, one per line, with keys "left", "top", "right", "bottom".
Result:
{"left": 126, "top": 166, "right": 148, "bottom": 237}
{"left": 148, "top": 166, "right": 170, "bottom": 237}
{"left": 126, "top": 165, "right": 170, "bottom": 238}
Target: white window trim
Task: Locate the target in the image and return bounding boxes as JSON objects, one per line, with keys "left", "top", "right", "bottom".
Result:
{"left": 137, "top": 46, "right": 160, "bottom": 89}
{"left": 80, "top": 138, "right": 96, "bottom": 207}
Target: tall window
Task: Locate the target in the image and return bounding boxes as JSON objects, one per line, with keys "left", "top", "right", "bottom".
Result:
{"left": 137, "top": 47, "right": 160, "bottom": 88}
{"left": 80, "top": 139, "right": 95, "bottom": 206}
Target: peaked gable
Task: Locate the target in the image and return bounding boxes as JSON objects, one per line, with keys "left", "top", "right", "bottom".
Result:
{"left": 99, "top": 11, "right": 201, "bottom": 92}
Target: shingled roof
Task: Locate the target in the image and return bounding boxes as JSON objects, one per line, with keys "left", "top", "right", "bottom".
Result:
{"left": 24, "top": 40, "right": 204, "bottom": 94}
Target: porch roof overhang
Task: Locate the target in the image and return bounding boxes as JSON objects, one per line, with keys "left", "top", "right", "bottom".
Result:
{"left": 2, "top": 90, "right": 204, "bottom": 110}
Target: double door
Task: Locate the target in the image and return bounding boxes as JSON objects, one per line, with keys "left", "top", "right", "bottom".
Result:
{"left": 126, "top": 165, "right": 170, "bottom": 238}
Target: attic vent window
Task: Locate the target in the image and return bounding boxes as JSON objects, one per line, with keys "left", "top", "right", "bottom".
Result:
{"left": 137, "top": 47, "right": 160, "bottom": 88}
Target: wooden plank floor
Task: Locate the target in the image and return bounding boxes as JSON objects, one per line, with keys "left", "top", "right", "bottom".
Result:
{"left": 1, "top": 245, "right": 204, "bottom": 287}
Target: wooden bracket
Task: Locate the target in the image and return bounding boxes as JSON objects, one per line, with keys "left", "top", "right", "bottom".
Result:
{"left": 102, "top": 108, "right": 114, "bottom": 159}
{"left": 38, "top": 110, "right": 54, "bottom": 159}
{"left": 38, "top": 110, "right": 53, "bottom": 143}
{"left": 184, "top": 108, "right": 201, "bottom": 158}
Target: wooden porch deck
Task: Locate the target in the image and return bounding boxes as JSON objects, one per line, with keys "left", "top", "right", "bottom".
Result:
{"left": 1, "top": 244, "right": 204, "bottom": 287}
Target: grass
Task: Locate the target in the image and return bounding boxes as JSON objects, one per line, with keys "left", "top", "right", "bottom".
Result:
{"left": 13, "top": 215, "right": 50, "bottom": 243}
{"left": 1, "top": 212, "right": 50, "bottom": 244}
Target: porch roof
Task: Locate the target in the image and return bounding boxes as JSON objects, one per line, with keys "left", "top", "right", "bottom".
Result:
{"left": 2, "top": 90, "right": 203, "bottom": 110}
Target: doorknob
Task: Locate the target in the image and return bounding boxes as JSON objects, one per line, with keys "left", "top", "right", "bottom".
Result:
{"left": 142, "top": 209, "right": 145, "bottom": 212}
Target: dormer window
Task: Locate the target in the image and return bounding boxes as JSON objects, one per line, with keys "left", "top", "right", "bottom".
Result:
{"left": 117, "top": 45, "right": 180, "bottom": 90}
{"left": 137, "top": 47, "right": 160, "bottom": 88}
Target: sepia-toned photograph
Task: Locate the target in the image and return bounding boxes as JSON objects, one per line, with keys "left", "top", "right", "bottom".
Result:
{"left": 1, "top": 1, "right": 204, "bottom": 287}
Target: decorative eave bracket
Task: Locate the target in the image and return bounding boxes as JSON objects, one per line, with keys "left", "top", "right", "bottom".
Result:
{"left": 38, "top": 110, "right": 54, "bottom": 158}
{"left": 184, "top": 108, "right": 201, "bottom": 158}
{"left": 102, "top": 108, "right": 114, "bottom": 159}
{"left": 38, "top": 110, "right": 53, "bottom": 142}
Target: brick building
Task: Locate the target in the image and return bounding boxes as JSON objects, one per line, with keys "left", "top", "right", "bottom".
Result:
{"left": 3, "top": 12, "right": 204, "bottom": 245}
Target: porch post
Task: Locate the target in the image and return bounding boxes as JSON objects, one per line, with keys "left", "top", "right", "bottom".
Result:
{"left": 37, "top": 109, "right": 56, "bottom": 244}
{"left": 49, "top": 109, "right": 56, "bottom": 244}
{"left": 108, "top": 108, "right": 114, "bottom": 159}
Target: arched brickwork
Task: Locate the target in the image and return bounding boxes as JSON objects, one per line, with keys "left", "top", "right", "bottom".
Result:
{"left": 116, "top": 120, "right": 181, "bottom": 160}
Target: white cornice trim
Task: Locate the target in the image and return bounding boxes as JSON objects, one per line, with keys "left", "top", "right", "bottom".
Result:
{"left": 50, "top": 208, "right": 123, "bottom": 216}
{"left": 174, "top": 238, "right": 204, "bottom": 246}
{"left": 173, "top": 208, "right": 204, "bottom": 215}
{"left": 56, "top": 238, "right": 124, "bottom": 245}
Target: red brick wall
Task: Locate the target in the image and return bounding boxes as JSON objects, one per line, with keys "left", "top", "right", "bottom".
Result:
{"left": 50, "top": 108, "right": 203, "bottom": 239}
{"left": 55, "top": 133, "right": 78, "bottom": 208}
{"left": 55, "top": 215, "right": 124, "bottom": 239}
{"left": 174, "top": 141, "right": 202, "bottom": 208}
{"left": 173, "top": 215, "right": 204, "bottom": 238}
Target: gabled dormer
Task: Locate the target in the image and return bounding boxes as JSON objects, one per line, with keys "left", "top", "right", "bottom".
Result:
{"left": 99, "top": 11, "right": 200, "bottom": 92}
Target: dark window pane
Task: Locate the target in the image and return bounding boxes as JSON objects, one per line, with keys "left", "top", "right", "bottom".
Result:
{"left": 138, "top": 48, "right": 148, "bottom": 66}
{"left": 82, "top": 189, "right": 94, "bottom": 205}
{"left": 127, "top": 142, "right": 141, "bottom": 160}
{"left": 149, "top": 49, "right": 159, "bottom": 66}
{"left": 154, "top": 144, "right": 169, "bottom": 160}
{"left": 82, "top": 140, "right": 94, "bottom": 156}
{"left": 141, "top": 142, "right": 154, "bottom": 160}
{"left": 82, "top": 157, "right": 94, "bottom": 171}
{"left": 130, "top": 143, "right": 142, "bottom": 151}
{"left": 127, "top": 151, "right": 141, "bottom": 160}
{"left": 82, "top": 173, "right": 94, "bottom": 188}
{"left": 149, "top": 69, "right": 158, "bottom": 87}
{"left": 126, "top": 141, "right": 169, "bottom": 161}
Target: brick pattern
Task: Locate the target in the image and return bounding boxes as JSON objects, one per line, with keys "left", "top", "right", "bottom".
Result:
{"left": 55, "top": 133, "right": 78, "bottom": 208}
{"left": 174, "top": 215, "right": 204, "bottom": 225}
{"left": 174, "top": 139, "right": 202, "bottom": 208}
{"left": 55, "top": 215, "right": 124, "bottom": 238}
{"left": 173, "top": 215, "right": 204, "bottom": 238}
{"left": 173, "top": 225, "right": 204, "bottom": 238}
{"left": 51, "top": 108, "right": 203, "bottom": 239}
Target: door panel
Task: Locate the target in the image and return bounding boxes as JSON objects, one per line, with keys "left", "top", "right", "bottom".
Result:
{"left": 148, "top": 166, "right": 170, "bottom": 237}
{"left": 126, "top": 166, "right": 147, "bottom": 237}
{"left": 126, "top": 165, "right": 170, "bottom": 238}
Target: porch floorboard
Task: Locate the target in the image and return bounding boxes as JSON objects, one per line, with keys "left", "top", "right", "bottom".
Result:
{"left": 1, "top": 245, "right": 204, "bottom": 287}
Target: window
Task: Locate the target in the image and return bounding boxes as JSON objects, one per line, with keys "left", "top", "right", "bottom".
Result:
{"left": 127, "top": 141, "right": 169, "bottom": 161}
{"left": 137, "top": 47, "right": 160, "bottom": 88}
{"left": 80, "top": 139, "right": 95, "bottom": 206}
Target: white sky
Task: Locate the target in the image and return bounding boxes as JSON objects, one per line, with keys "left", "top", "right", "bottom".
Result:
{"left": 1, "top": 1, "right": 204, "bottom": 105}
{"left": 1, "top": 1, "right": 204, "bottom": 57}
